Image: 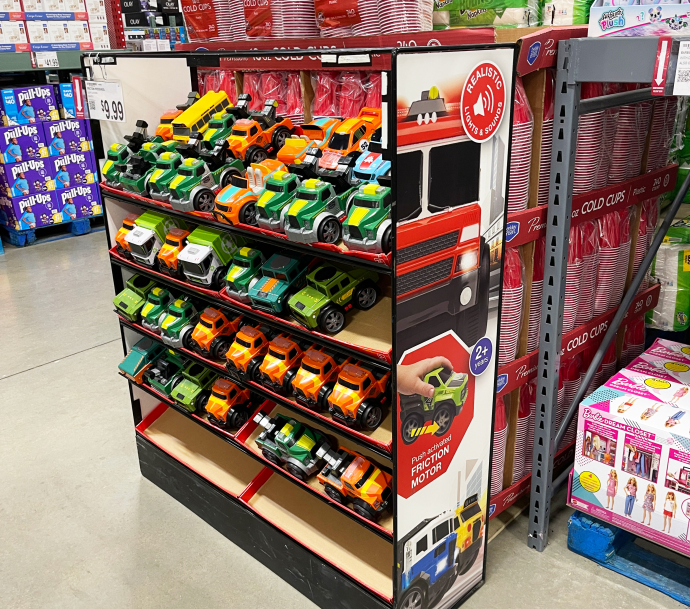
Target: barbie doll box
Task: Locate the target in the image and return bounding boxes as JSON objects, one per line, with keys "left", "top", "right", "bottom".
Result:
{"left": 568, "top": 381, "right": 690, "bottom": 557}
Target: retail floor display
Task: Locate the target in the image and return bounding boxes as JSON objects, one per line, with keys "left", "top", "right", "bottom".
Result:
{"left": 94, "top": 45, "right": 515, "bottom": 609}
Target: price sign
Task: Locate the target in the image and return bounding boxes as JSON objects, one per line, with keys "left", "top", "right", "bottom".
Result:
{"left": 85, "top": 80, "right": 126, "bottom": 123}
{"left": 33, "top": 51, "right": 59, "bottom": 69}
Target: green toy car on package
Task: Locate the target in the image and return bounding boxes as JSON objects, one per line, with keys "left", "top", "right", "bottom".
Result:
{"left": 255, "top": 170, "right": 301, "bottom": 233}
{"left": 140, "top": 286, "right": 173, "bottom": 334}
{"left": 144, "top": 350, "right": 187, "bottom": 397}
{"left": 148, "top": 150, "right": 184, "bottom": 202}
{"left": 118, "top": 337, "right": 167, "bottom": 384}
{"left": 171, "top": 362, "right": 216, "bottom": 414}
{"left": 248, "top": 252, "right": 310, "bottom": 315}
{"left": 223, "top": 246, "right": 266, "bottom": 304}
{"left": 159, "top": 298, "right": 198, "bottom": 350}
{"left": 177, "top": 226, "right": 243, "bottom": 290}
{"left": 253, "top": 412, "right": 332, "bottom": 481}
{"left": 113, "top": 274, "right": 157, "bottom": 322}
{"left": 342, "top": 183, "right": 392, "bottom": 254}
{"left": 124, "top": 210, "right": 186, "bottom": 269}
{"left": 288, "top": 263, "right": 380, "bottom": 334}
{"left": 399, "top": 366, "right": 469, "bottom": 445}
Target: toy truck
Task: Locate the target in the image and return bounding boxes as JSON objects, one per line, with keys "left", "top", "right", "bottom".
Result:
{"left": 156, "top": 228, "right": 191, "bottom": 279}
{"left": 118, "top": 337, "right": 167, "bottom": 384}
{"left": 256, "top": 170, "right": 301, "bottom": 232}
{"left": 327, "top": 363, "right": 390, "bottom": 431}
{"left": 189, "top": 307, "right": 243, "bottom": 360}
{"left": 283, "top": 178, "right": 356, "bottom": 245}
{"left": 252, "top": 412, "right": 331, "bottom": 481}
{"left": 159, "top": 298, "right": 198, "bottom": 349}
{"left": 288, "top": 263, "right": 380, "bottom": 334}
{"left": 102, "top": 142, "right": 132, "bottom": 188}
{"left": 455, "top": 494, "right": 484, "bottom": 576}
{"left": 154, "top": 108, "right": 183, "bottom": 141}
{"left": 171, "top": 362, "right": 216, "bottom": 414}
{"left": 140, "top": 286, "right": 173, "bottom": 333}
{"left": 291, "top": 348, "right": 351, "bottom": 412}
{"left": 202, "top": 111, "right": 238, "bottom": 150}
{"left": 316, "top": 446, "right": 393, "bottom": 521}
{"left": 124, "top": 210, "right": 184, "bottom": 269}
{"left": 205, "top": 378, "right": 253, "bottom": 429}
{"left": 213, "top": 159, "right": 286, "bottom": 226}
{"left": 148, "top": 150, "right": 184, "bottom": 202}
{"left": 113, "top": 274, "right": 157, "bottom": 322}
{"left": 322, "top": 108, "right": 382, "bottom": 158}
{"left": 399, "top": 366, "right": 468, "bottom": 445}
{"left": 171, "top": 90, "right": 232, "bottom": 143}
{"left": 225, "top": 97, "right": 295, "bottom": 164}
{"left": 225, "top": 324, "right": 276, "bottom": 381}
{"left": 351, "top": 151, "right": 391, "bottom": 184}
{"left": 143, "top": 350, "right": 187, "bottom": 397}
{"left": 114, "top": 213, "right": 140, "bottom": 258}
{"left": 257, "top": 335, "right": 313, "bottom": 395}
{"left": 223, "top": 247, "right": 266, "bottom": 304}
{"left": 276, "top": 117, "right": 342, "bottom": 165}
{"left": 248, "top": 252, "right": 310, "bottom": 316}
{"left": 177, "top": 226, "right": 243, "bottom": 290}
{"left": 119, "top": 140, "right": 177, "bottom": 195}
{"left": 342, "top": 183, "right": 392, "bottom": 254}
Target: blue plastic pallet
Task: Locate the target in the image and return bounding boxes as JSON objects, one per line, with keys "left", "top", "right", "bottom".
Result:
{"left": 1, "top": 216, "right": 100, "bottom": 249}
{"left": 568, "top": 511, "right": 690, "bottom": 606}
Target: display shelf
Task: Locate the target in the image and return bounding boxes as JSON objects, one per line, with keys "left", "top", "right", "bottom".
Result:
{"left": 0, "top": 50, "right": 85, "bottom": 72}
{"left": 136, "top": 406, "right": 393, "bottom": 606}
{"left": 109, "top": 249, "right": 393, "bottom": 368}
{"left": 119, "top": 316, "right": 394, "bottom": 459}
{"left": 101, "top": 186, "right": 392, "bottom": 273}
{"left": 124, "top": 378, "right": 394, "bottom": 539}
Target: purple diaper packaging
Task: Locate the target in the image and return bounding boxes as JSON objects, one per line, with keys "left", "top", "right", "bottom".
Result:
{"left": 43, "top": 119, "right": 91, "bottom": 156}
{"left": 0, "top": 124, "right": 48, "bottom": 164}
{"left": 50, "top": 151, "right": 96, "bottom": 190}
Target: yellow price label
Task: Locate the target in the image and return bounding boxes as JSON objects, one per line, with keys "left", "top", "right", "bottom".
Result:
{"left": 682, "top": 347, "right": 690, "bottom": 356}
{"left": 579, "top": 472, "right": 601, "bottom": 493}
{"left": 644, "top": 378, "right": 671, "bottom": 389}
{"left": 684, "top": 250, "right": 690, "bottom": 273}
{"left": 664, "top": 362, "right": 690, "bottom": 372}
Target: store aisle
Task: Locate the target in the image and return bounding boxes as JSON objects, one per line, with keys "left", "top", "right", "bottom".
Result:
{"left": 0, "top": 234, "right": 684, "bottom": 609}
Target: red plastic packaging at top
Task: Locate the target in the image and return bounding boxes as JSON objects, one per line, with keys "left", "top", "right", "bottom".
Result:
{"left": 543, "top": 68, "right": 555, "bottom": 122}
{"left": 243, "top": 72, "right": 265, "bottom": 111}
{"left": 581, "top": 82, "right": 604, "bottom": 100}
{"left": 287, "top": 72, "right": 303, "bottom": 114}
{"left": 199, "top": 70, "right": 238, "bottom": 105}
{"left": 561, "top": 354, "right": 582, "bottom": 383}
{"left": 313, "top": 71, "right": 339, "bottom": 117}
{"left": 365, "top": 72, "right": 382, "bottom": 109}
{"left": 598, "top": 211, "right": 622, "bottom": 250}
{"left": 518, "top": 382, "right": 534, "bottom": 418}
{"left": 568, "top": 224, "right": 583, "bottom": 265}
{"left": 262, "top": 71, "right": 288, "bottom": 115}
{"left": 503, "top": 246, "right": 523, "bottom": 290}
{"left": 532, "top": 236, "right": 545, "bottom": 282}
{"left": 494, "top": 395, "right": 507, "bottom": 431}
{"left": 314, "top": 0, "right": 361, "bottom": 28}
{"left": 513, "top": 76, "right": 534, "bottom": 126}
{"left": 580, "top": 219, "right": 600, "bottom": 259}
{"left": 338, "top": 72, "right": 366, "bottom": 118}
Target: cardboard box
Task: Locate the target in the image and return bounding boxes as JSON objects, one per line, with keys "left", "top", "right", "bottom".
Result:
{"left": 1, "top": 86, "right": 61, "bottom": 126}
{"left": 42, "top": 0, "right": 67, "bottom": 11}
{"left": 48, "top": 21, "right": 71, "bottom": 43}
{"left": 588, "top": 2, "right": 690, "bottom": 37}
{"left": 67, "top": 20, "right": 90, "bottom": 42}
{"left": 88, "top": 20, "right": 109, "bottom": 48}
{"left": 56, "top": 182, "right": 101, "bottom": 219}
{"left": 120, "top": 0, "right": 157, "bottom": 12}
{"left": 26, "top": 20, "right": 51, "bottom": 44}
{"left": 64, "top": 0, "right": 86, "bottom": 12}
{"left": 50, "top": 151, "right": 95, "bottom": 190}
{"left": 0, "top": 124, "right": 48, "bottom": 164}
{"left": 0, "top": 21, "right": 27, "bottom": 45}
{"left": 0, "top": 0, "right": 22, "bottom": 12}
{"left": 85, "top": 0, "right": 106, "bottom": 16}
{"left": 22, "top": 0, "right": 45, "bottom": 11}
{"left": 123, "top": 11, "right": 162, "bottom": 27}
{"left": 43, "top": 119, "right": 90, "bottom": 156}
{"left": 0, "top": 158, "right": 54, "bottom": 198}
{"left": 0, "top": 190, "right": 59, "bottom": 230}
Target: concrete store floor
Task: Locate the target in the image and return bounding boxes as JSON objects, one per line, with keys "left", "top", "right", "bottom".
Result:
{"left": 0, "top": 232, "right": 683, "bottom": 609}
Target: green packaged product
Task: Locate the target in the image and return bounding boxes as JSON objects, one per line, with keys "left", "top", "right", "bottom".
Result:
{"left": 433, "top": 0, "right": 539, "bottom": 28}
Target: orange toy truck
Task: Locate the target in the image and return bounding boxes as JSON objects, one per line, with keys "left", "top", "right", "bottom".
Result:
{"left": 155, "top": 108, "right": 183, "bottom": 140}
{"left": 276, "top": 117, "right": 343, "bottom": 165}
{"left": 327, "top": 363, "right": 390, "bottom": 431}
{"left": 321, "top": 108, "right": 382, "bottom": 160}
{"left": 156, "top": 227, "right": 190, "bottom": 278}
{"left": 316, "top": 445, "right": 393, "bottom": 521}
{"left": 189, "top": 308, "right": 243, "bottom": 360}
{"left": 114, "top": 213, "right": 140, "bottom": 259}
{"left": 291, "top": 347, "right": 351, "bottom": 412}
{"left": 205, "top": 377, "right": 253, "bottom": 430}
{"left": 225, "top": 324, "right": 276, "bottom": 381}
{"left": 257, "top": 335, "right": 313, "bottom": 395}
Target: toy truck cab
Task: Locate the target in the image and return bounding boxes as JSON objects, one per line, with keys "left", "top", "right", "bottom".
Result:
{"left": 205, "top": 378, "right": 252, "bottom": 429}
{"left": 189, "top": 307, "right": 243, "bottom": 359}
{"left": 114, "top": 213, "right": 140, "bottom": 258}
{"left": 177, "top": 226, "right": 241, "bottom": 289}
{"left": 119, "top": 140, "right": 176, "bottom": 195}
{"left": 322, "top": 108, "right": 382, "bottom": 158}
{"left": 288, "top": 263, "right": 380, "bottom": 334}
{"left": 156, "top": 227, "right": 190, "bottom": 278}
{"left": 140, "top": 286, "right": 172, "bottom": 333}
{"left": 143, "top": 350, "right": 186, "bottom": 396}
{"left": 256, "top": 170, "right": 301, "bottom": 232}
{"left": 118, "top": 337, "right": 166, "bottom": 384}
{"left": 224, "top": 247, "right": 266, "bottom": 304}
{"left": 248, "top": 252, "right": 310, "bottom": 315}
{"left": 316, "top": 446, "right": 393, "bottom": 521}
{"left": 342, "top": 183, "right": 392, "bottom": 254}
{"left": 327, "top": 363, "right": 390, "bottom": 431}
{"left": 159, "top": 298, "right": 198, "bottom": 349}
{"left": 257, "top": 334, "right": 312, "bottom": 395}
{"left": 148, "top": 151, "right": 184, "bottom": 202}
{"left": 102, "top": 142, "right": 131, "bottom": 188}
{"left": 225, "top": 324, "right": 275, "bottom": 380}
{"left": 399, "top": 366, "right": 468, "bottom": 445}
{"left": 202, "top": 111, "right": 237, "bottom": 150}
{"left": 171, "top": 362, "right": 216, "bottom": 414}
{"left": 455, "top": 494, "right": 484, "bottom": 575}
{"left": 352, "top": 151, "right": 391, "bottom": 185}
{"left": 291, "top": 348, "right": 351, "bottom": 411}
{"left": 113, "top": 274, "right": 156, "bottom": 322}
{"left": 252, "top": 412, "right": 331, "bottom": 481}
{"left": 398, "top": 511, "right": 459, "bottom": 609}
{"left": 124, "top": 210, "right": 182, "bottom": 268}
{"left": 276, "top": 117, "right": 343, "bottom": 165}
{"left": 155, "top": 108, "right": 183, "bottom": 141}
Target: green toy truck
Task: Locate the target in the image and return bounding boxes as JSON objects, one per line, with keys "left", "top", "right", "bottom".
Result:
{"left": 143, "top": 350, "right": 187, "bottom": 397}
{"left": 124, "top": 210, "right": 185, "bottom": 269}
{"left": 102, "top": 143, "right": 131, "bottom": 188}
{"left": 171, "top": 362, "right": 216, "bottom": 414}
{"left": 119, "top": 140, "right": 177, "bottom": 196}
{"left": 399, "top": 367, "right": 468, "bottom": 445}
{"left": 224, "top": 246, "right": 266, "bottom": 303}
{"left": 253, "top": 412, "right": 332, "bottom": 481}
{"left": 177, "top": 226, "right": 243, "bottom": 290}
{"left": 113, "top": 274, "right": 157, "bottom": 322}
{"left": 140, "top": 286, "right": 172, "bottom": 334}
{"left": 148, "top": 150, "right": 184, "bottom": 202}
{"left": 342, "top": 183, "right": 392, "bottom": 254}
{"left": 288, "top": 264, "right": 380, "bottom": 334}
{"left": 248, "top": 252, "right": 310, "bottom": 315}
{"left": 255, "top": 170, "right": 301, "bottom": 233}
{"left": 159, "top": 298, "right": 198, "bottom": 349}
{"left": 118, "top": 337, "right": 167, "bottom": 384}
{"left": 202, "top": 112, "right": 237, "bottom": 150}
{"left": 284, "top": 178, "right": 357, "bottom": 245}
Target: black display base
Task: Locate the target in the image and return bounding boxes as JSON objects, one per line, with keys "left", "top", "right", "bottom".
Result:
{"left": 136, "top": 434, "right": 391, "bottom": 609}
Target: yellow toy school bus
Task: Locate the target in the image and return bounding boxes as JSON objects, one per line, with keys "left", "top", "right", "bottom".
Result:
{"left": 171, "top": 90, "right": 231, "bottom": 142}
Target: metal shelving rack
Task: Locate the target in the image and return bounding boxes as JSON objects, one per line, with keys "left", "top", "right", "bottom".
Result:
{"left": 528, "top": 36, "right": 683, "bottom": 551}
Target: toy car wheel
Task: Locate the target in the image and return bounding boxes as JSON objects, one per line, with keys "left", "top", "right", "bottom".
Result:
{"left": 219, "top": 167, "right": 242, "bottom": 189}
{"left": 211, "top": 265, "right": 228, "bottom": 291}
{"left": 358, "top": 401, "right": 383, "bottom": 431}
{"left": 246, "top": 145, "right": 268, "bottom": 165}
{"left": 272, "top": 126, "right": 291, "bottom": 150}
{"left": 323, "top": 484, "right": 346, "bottom": 504}
{"left": 317, "top": 305, "right": 346, "bottom": 334}
{"left": 353, "top": 280, "right": 380, "bottom": 310}
{"left": 399, "top": 584, "right": 425, "bottom": 609}
{"left": 239, "top": 201, "right": 258, "bottom": 226}
{"left": 401, "top": 412, "right": 424, "bottom": 445}
{"left": 229, "top": 408, "right": 249, "bottom": 429}
{"left": 352, "top": 498, "right": 378, "bottom": 522}
{"left": 457, "top": 543, "right": 480, "bottom": 575}
{"left": 211, "top": 338, "right": 230, "bottom": 360}
{"left": 262, "top": 449, "right": 282, "bottom": 467}
{"left": 195, "top": 391, "right": 210, "bottom": 414}
{"left": 381, "top": 226, "right": 392, "bottom": 254}
{"left": 181, "top": 328, "right": 195, "bottom": 351}
{"left": 282, "top": 368, "right": 298, "bottom": 394}
{"left": 247, "top": 358, "right": 262, "bottom": 382}
{"left": 317, "top": 217, "right": 341, "bottom": 244}
{"left": 317, "top": 382, "right": 335, "bottom": 411}
{"left": 433, "top": 403, "right": 454, "bottom": 437}
{"left": 192, "top": 188, "right": 215, "bottom": 213}
{"left": 285, "top": 463, "right": 308, "bottom": 481}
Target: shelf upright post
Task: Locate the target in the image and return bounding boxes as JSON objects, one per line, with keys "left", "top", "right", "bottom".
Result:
{"left": 527, "top": 39, "right": 580, "bottom": 552}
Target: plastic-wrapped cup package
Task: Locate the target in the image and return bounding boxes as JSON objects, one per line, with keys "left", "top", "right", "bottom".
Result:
{"left": 380, "top": 0, "right": 433, "bottom": 33}
{"left": 498, "top": 247, "right": 524, "bottom": 367}
{"left": 633, "top": 204, "right": 648, "bottom": 294}
{"left": 262, "top": 72, "right": 288, "bottom": 115}
{"left": 576, "top": 220, "right": 600, "bottom": 327}
{"left": 573, "top": 83, "right": 604, "bottom": 195}
{"left": 644, "top": 197, "right": 659, "bottom": 288}
{"left": 593, "top": 82, "right": 621, "bottom": 190}
{"left": 352, "top": 0, "right": 381, "bottom": 36}
{"left": 507, "top": 77, "right": 534, "bottom": 214}
{"left": 609, "top": 87, "right": 640, "bottom": 184}
{"left": 537, "top": 70, "right": 555, "bottom": 207}
{"left": 230, "top": 0, "right": 247, "bottom": 41}
{"left": 564, "top": 224, "right": 583, "bottom": 333}
{"left": 580, "top": 347, "right": 597, "bottom": 397}
{"left": 243, "top": 72, "right": 265, "bottom": 111}
{"left": 595, "top": 211, "right": 621, "bottom": 316}
{"left": 185, "top": 0, "right": 235, "bottom": 42}
{"left": 628, "top": 96, "right": 653, "bottom": 179}
{"left": 312, "top": 71, "right": 339, "bottom": 117}
{"left": 555, "top": 373, "right": 565, "bottom": 447}
{"left": 600, "top": 341, "right": 618, "bottom": 384}
{"left": 522, "top": 378, "right": 537, "bottom": 474}
{"left": 621, "top": 316, "right": 646, "bottom": 369}
{"left": 527, "top": 237, "right": 545, "bottom": 353}
{"left": 512, "top": 387, "right": 533, "bottom": 484}
{"left": 491, "top": 395, "right": 507, "bottom": 497}
{"left": 560, "top": 354, "right": 582, "bottom": 449}
{"left": 285, "top": 72, "right": 305, "bottom": 126}
{"left": 647, "top": 97, "right": 677, "bottom": 172}
{"left": 610, "top": 208, "right": 632, "bottom": 310}
{"left": 366, "top": 73, "right": 382, "bottom": 109}
{"left": 282, "top": 0, "right": 319, "bottom": 38}
{"left": 339, "top": 72, "right": 367, "bottom": 119}
{"left": 199, "top": 70, "right": 237, "bottom": 103}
